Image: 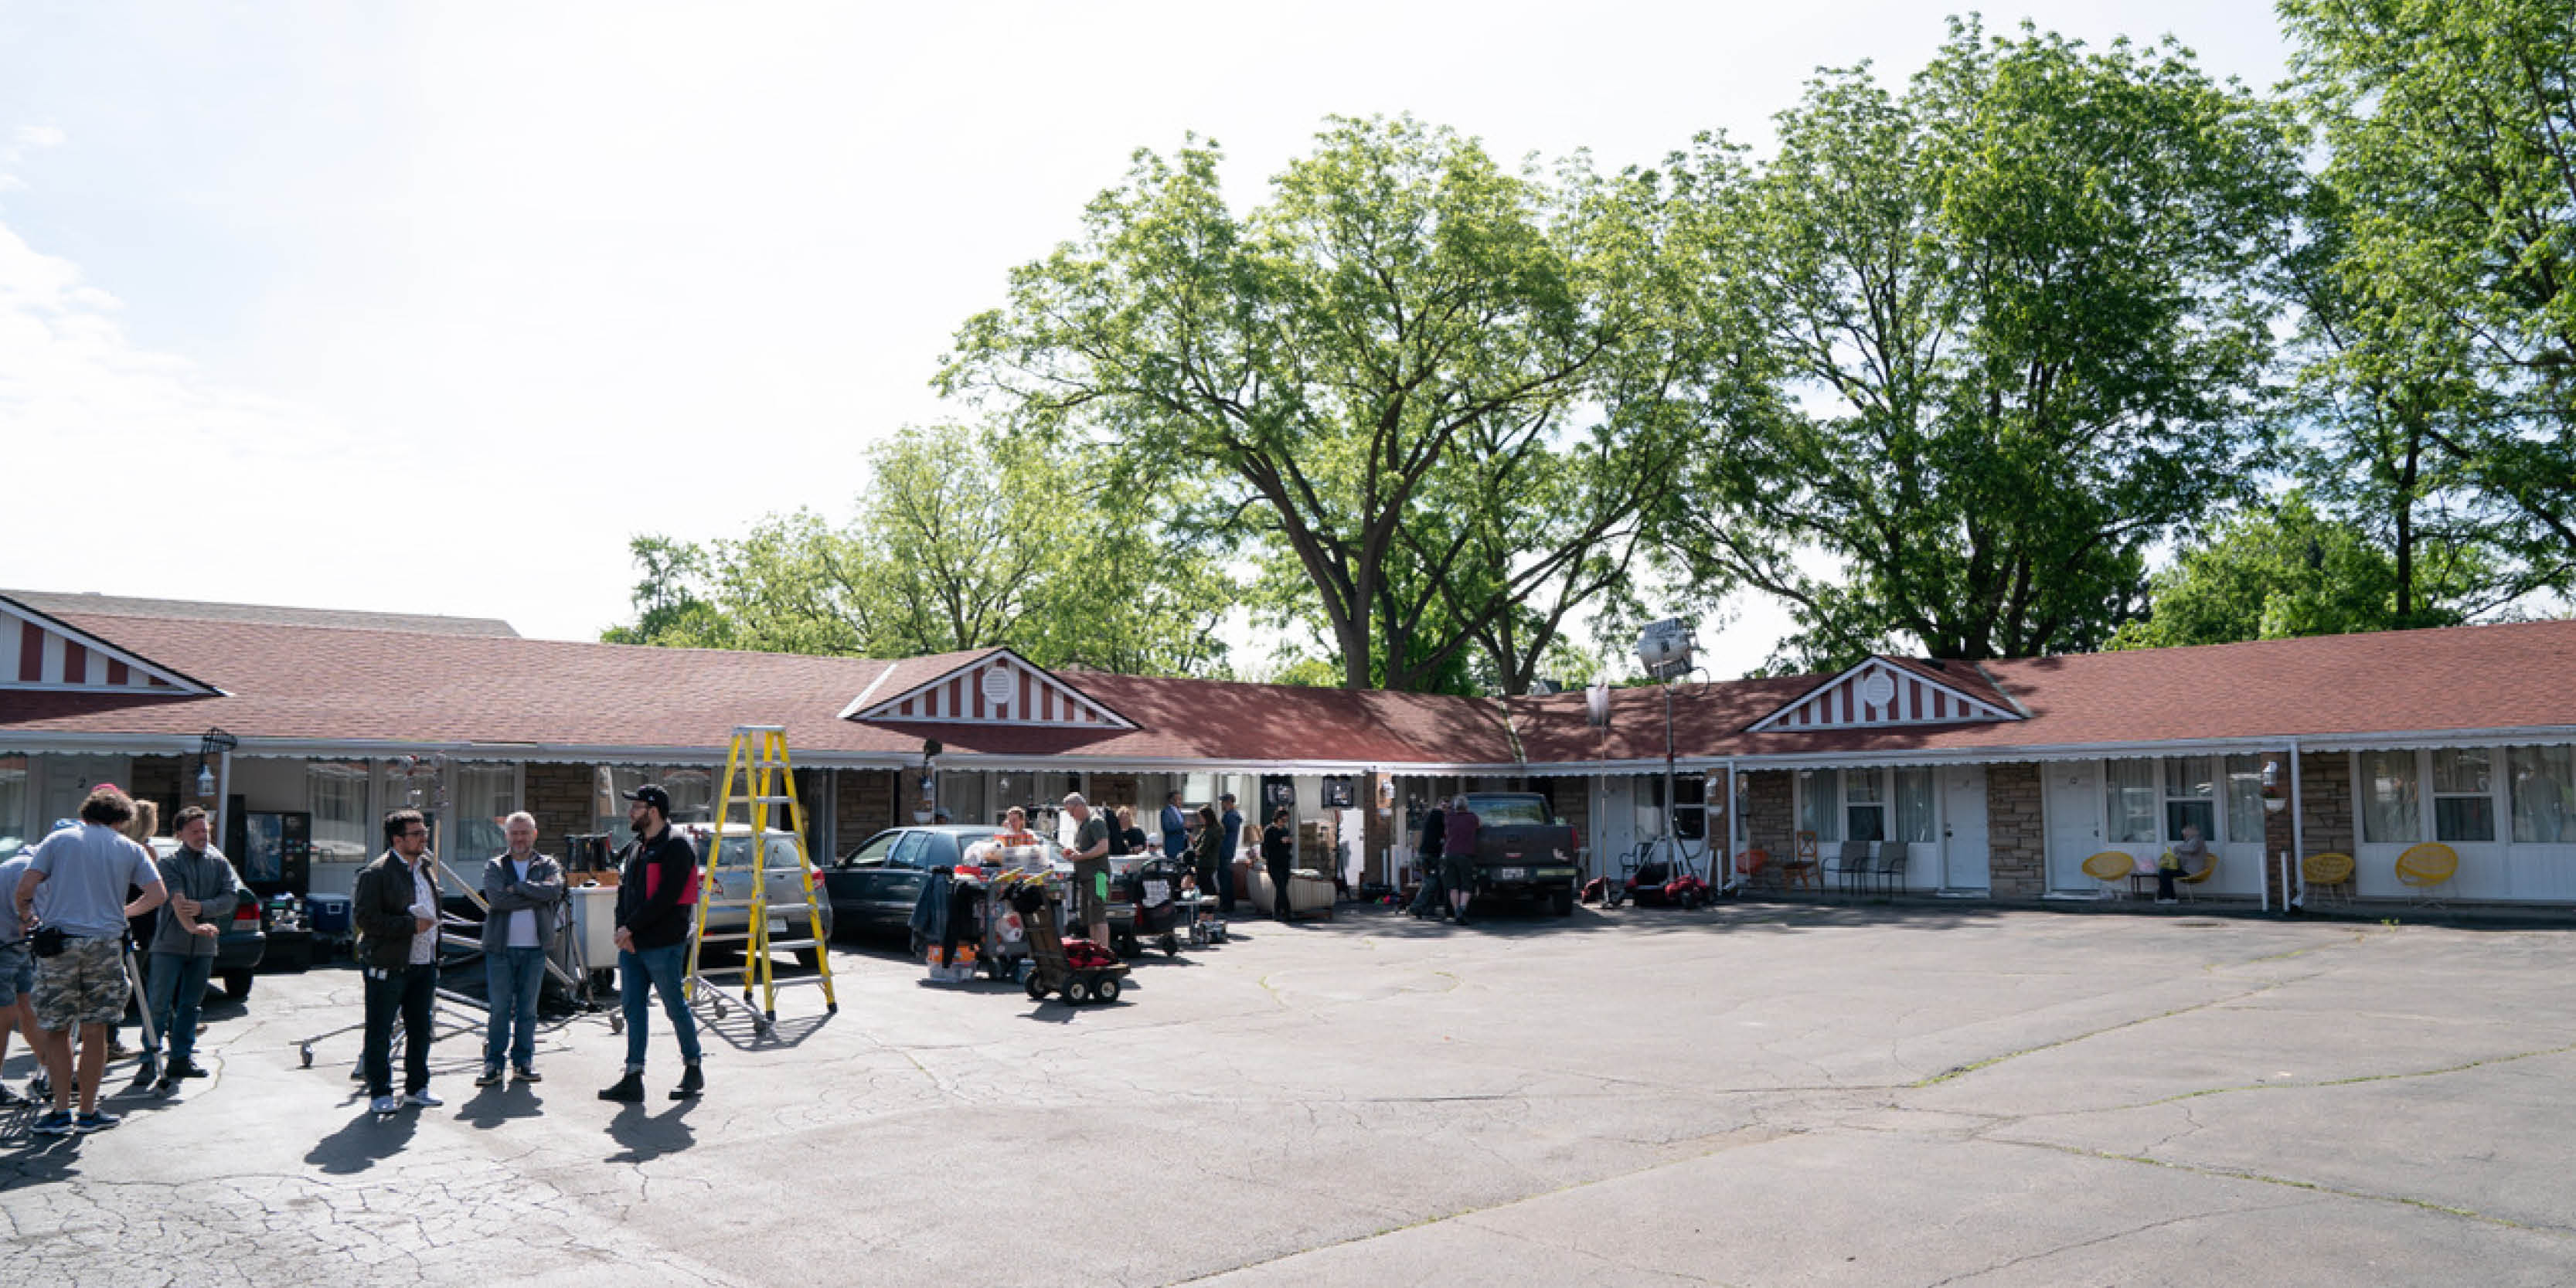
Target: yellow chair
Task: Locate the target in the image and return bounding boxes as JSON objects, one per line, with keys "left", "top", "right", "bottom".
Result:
{"left": 2176, "top": 854, "right": 2217, "bottom": 900}
{"left": 1778, "top": 831, "right": 1822, "bottom": 892}
{"left": 2396, "top": 842, "right": 2459, "bottom": 909}
{"left": 2081, "top": 851, "right": 2135, "bottom": 899}
{"left": 2302, "top": 852, "right": 2355, "bottom": 907}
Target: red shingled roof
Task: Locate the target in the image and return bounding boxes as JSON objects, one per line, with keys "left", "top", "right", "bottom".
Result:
{"left": 3, "top": 608, "right": 2572, "bottom": 766}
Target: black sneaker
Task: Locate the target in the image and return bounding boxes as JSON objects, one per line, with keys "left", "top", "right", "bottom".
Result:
{"left": 474, "top": 1067, "right": 503, "bottom": 1088}
{"left": 669, "top": 1064, "right": 703, "bottom": 1100}
{"left": 597, "top": 1071, "right": 644, "bottom": 1103}
{"left": 0, "top": 1084, "right": 25, "bottom": 1107}
{"left": 512, "top": 1066, "right": 541, "bottom": 1083}
{"left": 165, "top": 1059, "right": 209, "bottom": 1080}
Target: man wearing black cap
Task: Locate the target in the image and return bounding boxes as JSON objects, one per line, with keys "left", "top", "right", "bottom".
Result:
{"left": 600, "top": 785, "right": 703, "bottom": 1103}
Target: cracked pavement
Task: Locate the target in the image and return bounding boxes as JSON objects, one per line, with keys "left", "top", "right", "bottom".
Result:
{"left": 3, "top": 904, "right": 2572, "bottom": 1286}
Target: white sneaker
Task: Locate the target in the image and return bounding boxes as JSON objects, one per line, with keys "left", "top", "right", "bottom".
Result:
{"left": 403, "top": 1089, "right": 444, "bottom": 1108}
{"left": 369, "top": 1094, "right": 403, "bottom": 1114}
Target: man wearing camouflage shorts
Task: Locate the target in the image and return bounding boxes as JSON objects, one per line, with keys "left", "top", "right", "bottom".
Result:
{"left": 14, "top": 786, "right": 167, "bottom": 1135}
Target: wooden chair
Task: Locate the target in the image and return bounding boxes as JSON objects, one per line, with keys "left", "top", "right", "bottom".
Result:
{"left": 2396, "top": 842, "right": 2459, "bottom": 910}
{"left": 2081, "top": 851, "right": 2133, "bottom": 899}
{"left": 2302, "top": 851, "right": 2355, "bottom": 908}
{"left": 1777, "top": 831, "right": 1822, "bottom": 892}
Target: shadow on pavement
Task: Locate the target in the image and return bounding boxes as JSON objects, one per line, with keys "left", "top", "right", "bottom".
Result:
{"left": 457, "top": 1081, "right": 546, "bottom": 1130}
{"left": 604, "top": 1097, "right": 696, "bottom": 1163}
{"left": 305, "top": 1106, "right": 418, "bottom": 1174}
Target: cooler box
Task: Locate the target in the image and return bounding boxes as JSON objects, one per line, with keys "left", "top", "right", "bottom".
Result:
{"left": 305, "top": 892, "right": 352, "bottom": 937}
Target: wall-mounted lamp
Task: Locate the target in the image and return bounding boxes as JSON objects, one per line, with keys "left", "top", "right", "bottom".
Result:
{"left": 196, "top": 727, "right": 236, "bottom": 801}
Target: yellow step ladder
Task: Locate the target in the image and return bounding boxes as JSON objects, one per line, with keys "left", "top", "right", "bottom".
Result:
{"left": 684, "top": 726, "right": 838, "bottom": 1035}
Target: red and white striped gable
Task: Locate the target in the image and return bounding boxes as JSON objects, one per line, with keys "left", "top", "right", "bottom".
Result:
{"left": 0, "top": 597, "right": 217, "bottom": 695}
{"left": 1749, "top": 658, "right": 2015, "bottom": 732}
{"left": 839, "top": 650, "right": 1135, "bottom": 729}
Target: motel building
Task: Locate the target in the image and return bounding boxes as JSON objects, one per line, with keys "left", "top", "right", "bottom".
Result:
{"left": 3, "top": 588, "right": 2573, "bottom": 913}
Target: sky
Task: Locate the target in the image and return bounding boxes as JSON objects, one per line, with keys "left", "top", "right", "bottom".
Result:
{"left": 0, "top": 2, "right": 2296, "bottom": 680}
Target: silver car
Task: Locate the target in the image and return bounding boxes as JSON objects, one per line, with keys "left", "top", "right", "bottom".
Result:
{"left": 673, "top": 824, "right": 835, "bottom": 968}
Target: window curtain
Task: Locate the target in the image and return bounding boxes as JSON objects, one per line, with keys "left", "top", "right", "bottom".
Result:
{"left": 1798, "top": 769, "right": 1841, "bottom": 843}
{"left": 308, "top": 761, "right": 372, "bottom": 864}
{"left": 2224, "top": 755, "right": 2265, "bottom": 845}
{"left": 0, "top": 755, "right": 26, "bottom": 855}
{"left": 1894, "top": 767, "right": 1935, "bottom": 843}
{"left": 1844, "top": 769, "right": 1885, "bottom": 842}
{"left": 2360, "top": 750, "right": 2421, "bottom": 845}
{"left": 2510, "top": 746, "right": 2575, "bottom": 844}
{"left": 451, "top": 764, "right": 519, "bottom": 861}
{"left": 2105, "top": 760, "right": 2158, "bottom": 844}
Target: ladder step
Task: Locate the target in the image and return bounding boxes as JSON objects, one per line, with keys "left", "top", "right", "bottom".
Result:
{"left": 698, "top": 933, "right": 754, "bottom": 944}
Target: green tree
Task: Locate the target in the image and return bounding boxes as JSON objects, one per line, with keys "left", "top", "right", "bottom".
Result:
{"left": 604, "top": 423, "right": 1234, "bottom": 676}
{"left": 2282, "top": 0, "right": 2576, "bottom": 593}
{"left": 941, "top": 117, "right": 1751, "bottom": 692}
{"left": 2109, "top": 492, "right": 2494, "bottom": 648}
{"left": 1667, "top": 19, "right": 2299, "bottom": 669}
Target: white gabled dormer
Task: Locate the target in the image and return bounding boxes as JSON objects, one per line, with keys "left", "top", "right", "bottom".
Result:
{"left": 0, "top": 595, "right": 219, "bottom": 695}
{"left": 837, "top": 647, "right": 1135, "bottom": 729}
{"left": 1747, "top": 657, "right": 2016, "bottom": 732}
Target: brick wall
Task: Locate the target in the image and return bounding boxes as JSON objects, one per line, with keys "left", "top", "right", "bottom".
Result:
{"left": 837, "top": 769, "right": 897, "bottom": 840}
{"left": 1985, "top": 763, "right": 2045, "bottom": 899}
{"left": 526, "top": 762, "right": 594, "bottom": 854}
{"left": 1744, "top": 770, "right": 1793, "bottom": 861}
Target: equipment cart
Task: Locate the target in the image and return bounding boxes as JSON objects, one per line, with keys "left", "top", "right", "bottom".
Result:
{"left": 1006, "top": 877, "right": 1128, "bottom": 1005}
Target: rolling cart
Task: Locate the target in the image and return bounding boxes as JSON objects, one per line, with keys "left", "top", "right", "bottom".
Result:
{"left": 1007, "top": 878, "right": 1128, "bottom": 1005}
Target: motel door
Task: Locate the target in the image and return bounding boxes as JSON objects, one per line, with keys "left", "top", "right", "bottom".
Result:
{"left": 2043, "top": 762, "right": 2104, "bottom": 892}
{"left": 1939, "top": 764, "right": 1990, "bottom": 892}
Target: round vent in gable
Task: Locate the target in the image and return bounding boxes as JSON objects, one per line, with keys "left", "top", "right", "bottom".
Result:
{"left": 1858, "top": 670, "right": 1897, "bottom": 713}
{"left": 981, "top": 666, "right": 1016, "bottom": 709}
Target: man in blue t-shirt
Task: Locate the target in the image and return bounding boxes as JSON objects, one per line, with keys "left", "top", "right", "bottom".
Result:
{"left": 13, "top": 787, "right": 167, "bottom": 1135}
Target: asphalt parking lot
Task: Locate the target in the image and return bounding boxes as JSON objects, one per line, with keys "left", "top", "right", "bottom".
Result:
{"left": 5, "top": 902, "right": 2574, "bottom": 1286}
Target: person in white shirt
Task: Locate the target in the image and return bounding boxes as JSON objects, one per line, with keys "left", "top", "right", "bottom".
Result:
{"left": 352, "top": 809, "right": 444, "bottom": 1115}
{"left": 476, "top": 813, "right": 564, "bottom": 1088}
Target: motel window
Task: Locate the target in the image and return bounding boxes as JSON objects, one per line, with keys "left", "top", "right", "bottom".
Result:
{"left": 1798, "top": 769, "right": 1841, "bottom": 844}
{"left": 450, "top": 763, "right": 519, "bottom": 861}
{"left": 2163, "top": 757, "right": 2217, "bottom": 845}
{"left": 942, "top": 772, "right": 990, "bottom": 828}
{"left": 2431, "top": 749, "right": 2496, "bottom": 843}
{"left": 2105, "top": 760, "right": 2159, "bottom": 845}
{"left": 1893, "top": 767, "right": 1935, "bottom": 844}
{"left": 2360, "top": 750, "right": 2421, "bottom": 845}
{"left": 2510, "top": 746, "right": 2576, "bottom": 844}
{"left": 1845, "top": 770, "right": 1886, "bottom": 843}
{"left": 2224, "top": 755, "right": 2266, "bottom": 846}
{"left": 0, "top": 756, "right": 25, "bottom": 855}
{"left": 307, "top": 761, "right": 372, "bottom": 865}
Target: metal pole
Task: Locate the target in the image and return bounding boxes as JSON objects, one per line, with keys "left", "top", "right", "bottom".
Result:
{"left": 1663, "top": 680, "right": 1678, "bottom": 855}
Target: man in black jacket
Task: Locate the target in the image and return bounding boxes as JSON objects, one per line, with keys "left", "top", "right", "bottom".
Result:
{"left": 352, "top": 809, "right": 443, "bottom": 1116}
{"left": 599, "top": 785, "right": 703, "bottom": 1103}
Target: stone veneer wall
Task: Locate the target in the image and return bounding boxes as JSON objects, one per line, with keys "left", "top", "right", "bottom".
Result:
{"left": 1744, "top": 770, "right": 1793, "bottom": 861}
{"left": 2298, "top": 751, "right": 2353, "bottom": 856}
{"left": 1984, "top": 763, "right": 2045, "bottom": 898}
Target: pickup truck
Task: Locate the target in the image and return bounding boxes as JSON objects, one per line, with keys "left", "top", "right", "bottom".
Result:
{"left": 1457, "top": 793, "right": 1582, "bottom": 916}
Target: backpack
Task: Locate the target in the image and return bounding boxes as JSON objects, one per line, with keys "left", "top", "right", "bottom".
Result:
{"left": 1097, "top": 813, "right": 1128, "bottom": 858}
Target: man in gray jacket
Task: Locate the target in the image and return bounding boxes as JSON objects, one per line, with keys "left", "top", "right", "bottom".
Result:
{"left": 477, "top": 812, "right": 564, "bottom": 1086}
{"left": 146, "top": 806, "right": 240, "bottom": 1090}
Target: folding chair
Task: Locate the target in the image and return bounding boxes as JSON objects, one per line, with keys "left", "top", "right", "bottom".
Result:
{"left": 1870, "top": 840, "right": 1908, "bottom": 897}
{"left": 1828, "top": 840, "right": 1873, "bottom": 897}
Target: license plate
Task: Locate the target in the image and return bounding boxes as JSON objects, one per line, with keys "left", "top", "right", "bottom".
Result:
{"left": 1495, "top": 867, "right": 1528, "bottom": 882}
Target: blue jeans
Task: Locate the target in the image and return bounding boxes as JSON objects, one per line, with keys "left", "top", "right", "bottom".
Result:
{"left": 145, "top": 953, "right": 214, "bottom": 1064}
{"left": 483, "top": 946, "right": 546, "bottom": 1072}
{"left": 618, "top": 943, "right": 701, "bottom": 1072}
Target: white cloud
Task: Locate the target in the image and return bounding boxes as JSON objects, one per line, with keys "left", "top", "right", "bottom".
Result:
{"left": 11, "top": 124, "right": 65, "bottom": 150}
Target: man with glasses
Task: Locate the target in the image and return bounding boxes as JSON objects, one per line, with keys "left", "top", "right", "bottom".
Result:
{"left": 352, "top": 810, "right": 444, "bottom": 1116}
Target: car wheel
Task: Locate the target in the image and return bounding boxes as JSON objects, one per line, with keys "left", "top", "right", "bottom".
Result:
{"left": 221, "top": 970, "right": 254, "bottom": 1001}
{"left": 1551, "top": 889, "right": 1575, "bottom": 917}
{"left": 1094, "top": 974, "right": 1122, "bottom": 1004}
{"left": 795, "top": 946, "right": 823, "bottom": 970}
